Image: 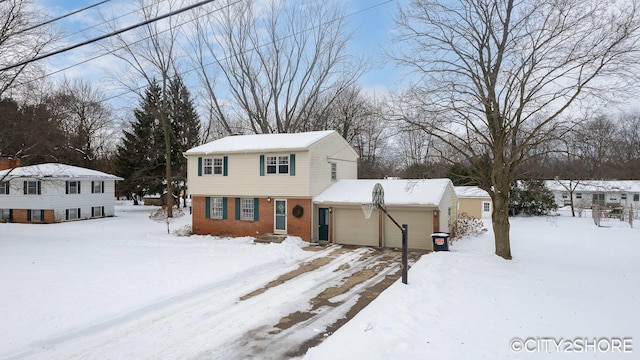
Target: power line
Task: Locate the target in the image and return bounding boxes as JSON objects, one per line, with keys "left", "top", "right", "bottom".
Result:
{"left": 0, "top": 0, "right": 218, "bottom": 73}
{"left": 17, "top": 0, "right": 111, "bottom": 34}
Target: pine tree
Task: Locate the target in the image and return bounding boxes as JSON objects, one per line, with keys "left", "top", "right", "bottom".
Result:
{"left": 114, "top": 81, "right": 166, "bottom": 202}
{"left": 168, "top": 75, "right": 200, "bottom": 205}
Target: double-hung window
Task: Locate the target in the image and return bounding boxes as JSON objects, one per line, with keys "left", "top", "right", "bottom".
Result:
{"left": 92, "top": 181, "right": 104, "bottom": 193}
{"left": 1, "top": 181, "right": 8, "bottom": 194}
{"left": 25, "top": 181, "right": 40, "bottom": 195}
{"left": 203, "top": 157, "right": 224, "bottom": 175}
{"left": 67, "top": 181, "right": 80, "bottom": 194}
{"left": 266, "top": 155, "right": 289, "bottom": 174}
{"left": 211, "top": 197, "right": 224, "bottom": 218}
{"left": 241, "top": 198, "right": 254, "bottom": 220}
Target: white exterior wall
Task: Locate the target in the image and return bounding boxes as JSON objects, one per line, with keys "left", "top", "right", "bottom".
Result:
{"left": 308, "top": 133, "right": 358, "bottom": 197}
{"left": 438, "top": 183, "right": 458, "bottom": 233}
{"left": 187, "top": 152, "right": 311, "bottom": 197}
{"left": 186, "top": 132, "right": 358, "bottom": 198}
{"left": 0, "top": 178, "right": 117, "bottom": 220}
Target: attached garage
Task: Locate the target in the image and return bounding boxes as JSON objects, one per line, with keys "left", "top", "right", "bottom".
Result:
{"left": 332, "top": 207, "right": 378, "bottom": 246}
{"left": 383, "top": 208, "right": 433, "bottom": 250}
{"left": 314, "top": 179, "right": 457, "bottom": 250}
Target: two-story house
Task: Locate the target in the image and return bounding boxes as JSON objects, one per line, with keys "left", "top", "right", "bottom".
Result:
{"left": 0, "top": 163, "right": 123, "bottom": 223}
{"left": 184, "top": 131, "right": 359, "bottom": 240}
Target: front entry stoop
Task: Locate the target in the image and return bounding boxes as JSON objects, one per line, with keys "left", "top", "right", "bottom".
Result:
{"left": 255, "top": 233, "right": 288, "bottom": 244}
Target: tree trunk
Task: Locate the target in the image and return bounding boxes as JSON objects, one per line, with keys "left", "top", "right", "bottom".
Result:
{"left": 492, "top": 185, "right": 512, "bottom": 260}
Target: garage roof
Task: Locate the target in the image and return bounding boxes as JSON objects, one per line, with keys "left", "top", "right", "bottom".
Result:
{"left": 314, "top": 179, "right": 453, "bottom": 206}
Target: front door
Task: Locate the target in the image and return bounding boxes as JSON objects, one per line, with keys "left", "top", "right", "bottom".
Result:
{"left": 318, "top": 208, "right": 330, "bottom": 241}
{"left": 275, "top": 199, "right": 287, "bottom": 233}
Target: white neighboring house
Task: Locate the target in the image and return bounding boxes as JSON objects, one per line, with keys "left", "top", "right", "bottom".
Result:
{"left": 545, "top": 180, "right": 640, "bottom": 210}
{"left": 0, "top": 163, "right": 122, "bottom": 223}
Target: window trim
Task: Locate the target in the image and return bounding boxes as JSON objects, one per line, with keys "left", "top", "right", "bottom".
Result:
{"left": 92, "top": 181, "right": 104, "bottom": 194}
{"left": 67, "top": 180, "right": 80, "bottom": 194}
{"left": 24, "top": 181, "right": 41, "bottom": 195}
{"left": 211, "top": 197, "right": 224, "bottom": 219}
{"left": 265, "top": 155, "right": 289, "bottom": 175}
{"left": 202, "top": 157, "right": 227, "bottom": 176}
{"left": 241, "top": 198, "right": 254, "bottom": 220}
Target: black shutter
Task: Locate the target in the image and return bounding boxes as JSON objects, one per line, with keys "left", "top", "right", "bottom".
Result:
{"left": 66, "top": 181, "right": 69, "bottom": 194}
{"left": 23, "top": 181, "right": 27, "bottom": 194}
{"left": 40, "top": 210, "right": 45, "bottom": 222}
{"left": 37, "top": 181, "right": 41, "bottom": 195}
{"left": 66, "top": 209, "right": 69, "bottom": 220}
{"left": 77, "top": 208, "right": 81, "bottom": 218}
{"left": 27, "top": 210, "right": 31, "bottom": 222}
{"left": 78, "top": 182, "right": 81, "bottom": 194}
{"left": 101, "top": 181, "right": 104, "bottom": 193}
{"left": 91, "top": 181, "right": 95, "bottom": 193}
{"left": 91, "top": 207, "right": 95, "bottom": 217}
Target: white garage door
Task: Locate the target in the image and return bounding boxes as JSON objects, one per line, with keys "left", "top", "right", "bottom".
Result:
{"left": 333, "top": 207, "right": 378, "bottom": 247}
{"left": 383, "top": 210, "right": 433, "bottom": 250}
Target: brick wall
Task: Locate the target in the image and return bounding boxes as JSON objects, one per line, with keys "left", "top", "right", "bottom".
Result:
{"left": 11, "top": 209, "right": 55, "bottom": 224}
{"left": 192, "top": 196, "right": 312, "bottom": 241}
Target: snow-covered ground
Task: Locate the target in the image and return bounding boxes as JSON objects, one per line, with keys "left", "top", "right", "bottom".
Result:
{"left": 306, "top": 210, "right": 640, "bottom": 359}
{"left": 1, "top": 205, "right": 638, "bottom": 359}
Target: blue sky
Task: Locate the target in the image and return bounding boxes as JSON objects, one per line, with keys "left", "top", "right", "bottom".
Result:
{"left": 36, "top": 0, "right": 406, "bottom": 100}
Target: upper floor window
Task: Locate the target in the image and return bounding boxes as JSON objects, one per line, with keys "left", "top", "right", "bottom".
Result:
{"left": 621, "top": 193, "right": 627, "bottom": 200}
{"left": 266, "top": 155, "right": 289, "bottom": 174}
{"left": 67, "top": 181, "right": 81, "bottom": 194}
{"left": 202, "top": 157, "right": 225, "bottom": 175}
{"left": 92, "top": 181, "right": 104, "bottom": 193}
{"left": 635, "top": 194, "right": 640, "bottom": 202}
{"left": 24, "top": 181, "right": 41, "bottom": 195}
{"left": 576, "top": 193, "right": 582, "bottom": 199}
{"left": 1, "top": 181, "right": 8, "bottom": 194}
{"left": 483, "top": 202, "right": 491, "bottom": 212}
{"left": 331, "top": 163, "right": 337, "bottom": 181}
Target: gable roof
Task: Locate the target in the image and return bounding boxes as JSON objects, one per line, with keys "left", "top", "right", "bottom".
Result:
{"left": 185, "top": 130, "right": 340, "bottom": 155}
{"left": 455, "top": 186, "right": 491, "bottom": 198}
{"left": 314, "top": 179, "right": 454, "bottom": 206}
{"left": 0, "top": 163, "right": 123, "bottom": 181}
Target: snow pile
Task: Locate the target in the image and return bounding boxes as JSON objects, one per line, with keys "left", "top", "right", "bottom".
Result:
{"left": 305, "top": 212, "right": 640, "bottom": 359}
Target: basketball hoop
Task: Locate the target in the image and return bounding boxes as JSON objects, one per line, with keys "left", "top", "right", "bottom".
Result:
{"left": 361, "top": 203, "right": 375, "bottom": 219}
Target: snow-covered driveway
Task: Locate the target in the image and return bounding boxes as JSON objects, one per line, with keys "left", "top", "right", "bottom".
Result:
{"left": 1, "top": 205, "right": 416, "bottom": 359}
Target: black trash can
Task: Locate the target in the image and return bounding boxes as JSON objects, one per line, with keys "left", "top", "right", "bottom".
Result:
{"left": 431, "top": 232, "right": 450, "bottom": 251}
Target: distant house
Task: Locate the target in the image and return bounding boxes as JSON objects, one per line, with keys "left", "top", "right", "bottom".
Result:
{"left": 184, "top": 131, "right": 359, "bottom": 240}
{"left": 545, "top": 180, "right": 640, "bottom": 209}
{"left": 0, "top": 163, "right": 123, "bottom": 223}
{"left": 455, "top": 186, "right": 492, "bottom": 219}
{"left": 314, "top": 179, "right": 458, "bottom": 250}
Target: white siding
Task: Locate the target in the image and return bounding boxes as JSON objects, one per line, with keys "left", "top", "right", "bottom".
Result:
{"left": 186, "top": 132, "right": 357, "bottom": 198}
{"left": 333, "top": 207, "right": 378, "bottom": 247}
{"left": 438, "top": 183, "right": 458, "bottom": 233}
{"left": 188, "top": 152, "right": 310, "bottom": 197}
{"left": 0, "top": 178, "right": 117, "bottom": 220}
{"left": 308, "top": 132, "right": 358, "bottom": 196}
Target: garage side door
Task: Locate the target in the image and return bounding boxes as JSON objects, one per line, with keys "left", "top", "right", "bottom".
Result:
{"left": 384, "top": 210, "right": 433, "bottom": 250}
{"left": 333, "top": 207, "right": 378, "bottom": 247}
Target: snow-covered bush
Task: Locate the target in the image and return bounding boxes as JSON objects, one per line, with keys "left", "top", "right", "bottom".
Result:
{"left": 173, "top": 224, "right": 192, "bottom": 237}
{"left": 451, "top": 212, "right": 487, "bottom": 240}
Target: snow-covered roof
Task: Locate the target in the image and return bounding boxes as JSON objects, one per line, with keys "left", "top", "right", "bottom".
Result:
{"left": 455, "top": 186, "right": 490, "bottom": 199}
{"left": 314, "top": 179, "right": 454, "bottom": 206}
{"left": 0, "top": 163, "right": 123, "bottom": 180}
{"left": 545, "top": 180, "right": 640, "bottom": 192}
{"left": 185, "top": 130, "right": 337, "bottom": 155}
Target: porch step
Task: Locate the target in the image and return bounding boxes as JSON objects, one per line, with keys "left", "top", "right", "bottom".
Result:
{"left": 255, "top": 233, "right": 288, "bottom": 244}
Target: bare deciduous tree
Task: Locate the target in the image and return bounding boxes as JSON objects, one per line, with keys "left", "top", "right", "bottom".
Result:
{"left": 102, "top": 0, "right": 186, "bottom": 216}
{"left": 394, "top": 0, "right": 640, "bottom": 259}
{"left": 188, "top": 0, "right": 364, "bottom": 134}
{"left": 46, "top": 78, "right": 115, "bottom": 168}
{"left": 0, "top": 0, "right": 58, "bottom": 98}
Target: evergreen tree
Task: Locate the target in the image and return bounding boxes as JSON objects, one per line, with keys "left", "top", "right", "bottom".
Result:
{"left": 114, "top": 81, "right": 166, "bottom": 201}
{"left": 168, "top": 75, "right": 200, "bottom": 203}
{"left": 114, "top": 76, "right": 200, "bottom": 204}
{"left": 509, "top": 180, "right": 557, "bottom": 216}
